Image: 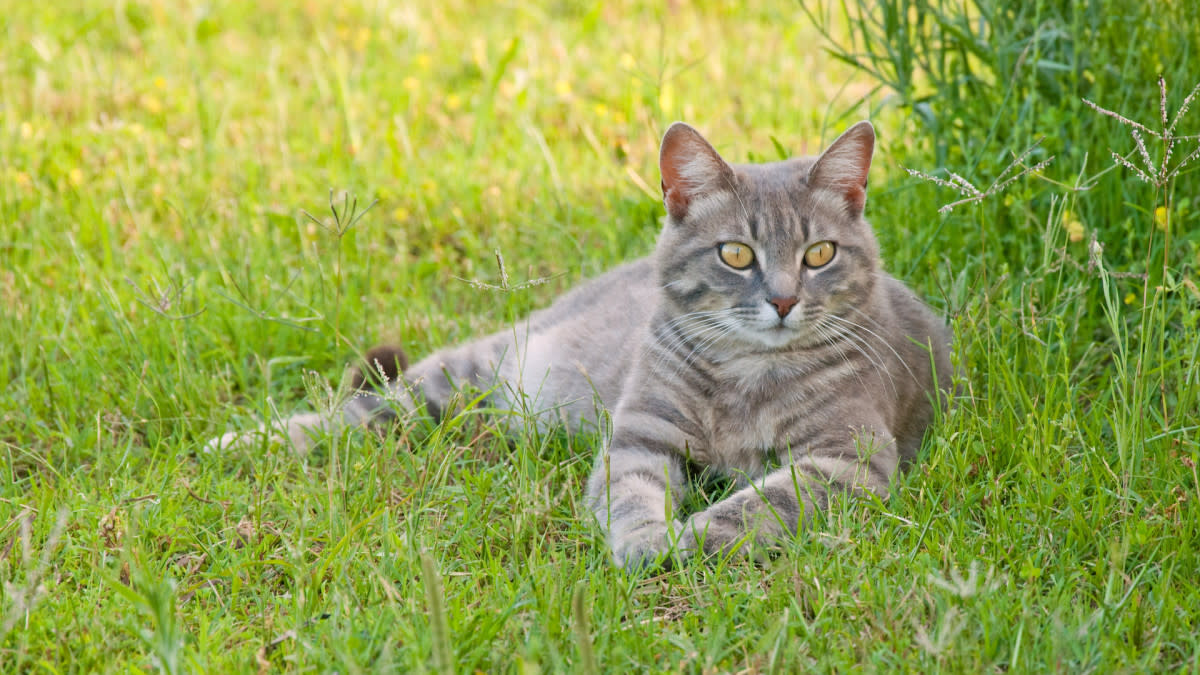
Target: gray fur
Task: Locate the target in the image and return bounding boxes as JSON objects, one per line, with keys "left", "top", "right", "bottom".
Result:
{"left": 208, "top": 121, "right": 952, "bottom": 568}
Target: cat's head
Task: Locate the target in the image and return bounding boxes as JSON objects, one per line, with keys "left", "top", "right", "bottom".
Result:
{"left": 654, "top": 121, "right": 882, "bottom": 351}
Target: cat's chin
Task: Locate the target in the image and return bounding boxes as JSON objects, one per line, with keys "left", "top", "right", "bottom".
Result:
{"left": 738, "top": 324, "right": 810, "bottom": 350}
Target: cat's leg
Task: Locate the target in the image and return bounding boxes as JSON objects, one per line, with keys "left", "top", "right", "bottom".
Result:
{"left": 204, "top": 346, "right": 412, "bottom": 453}
{"left": 680, "top": 423, "right": 898, "bottom": 559}
{"left": 312, "top": 339, "right": 518, "bottom": 442}
{"left": 586, "top": 404, "right": 703, "bottom": 569}
{"left": 205, "top": 336, "right": 513, "bottom": 453}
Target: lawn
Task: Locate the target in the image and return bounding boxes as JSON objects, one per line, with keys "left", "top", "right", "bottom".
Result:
{"left": 3, "top": 0, "right": 1199, "bottom": 671}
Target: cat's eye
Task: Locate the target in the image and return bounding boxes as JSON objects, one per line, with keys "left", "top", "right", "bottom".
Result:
{"left": 718, "top": 242, "right": 755, "bottom": 269}
{"left": 803, "top": 241, "right": 836, "bottom": 268}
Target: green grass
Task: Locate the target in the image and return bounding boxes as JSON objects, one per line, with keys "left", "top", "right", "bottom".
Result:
{"left": 3, "top": 0, "right": 1199, "bottom": 671}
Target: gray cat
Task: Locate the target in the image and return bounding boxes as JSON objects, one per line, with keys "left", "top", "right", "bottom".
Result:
{"left": 209, "top": 121, "right": 952, "bottom": 568}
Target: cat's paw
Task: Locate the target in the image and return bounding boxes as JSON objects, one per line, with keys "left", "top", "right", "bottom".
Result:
{"left": 609, "top": 520, "right": 691, "bottom": 571}
{"left": 203, "top": 424, "right": 292, "bottom": 454}
{"left": 203, "top": 413, "right": 326, "bottom": 454}
{"left": 679, "top": 512, "right": 724, "bottom": 556}
{"left": 203, "top": 427, "right": 276, "bottom": 453}
{"left": 680, "top": 511, "right": 779, "bottom": 564}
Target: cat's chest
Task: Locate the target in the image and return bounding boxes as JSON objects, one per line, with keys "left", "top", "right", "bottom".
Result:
{"left": 692, "top": 359, "right": 834, "bottom": 475}
{"left": 697, "top": 407, "right": 784, "bottom": 477}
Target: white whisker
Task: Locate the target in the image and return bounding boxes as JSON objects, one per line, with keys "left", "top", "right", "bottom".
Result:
{"left": 808, "top": 319, "right": 874, "bottom": 394}
{"left": 825, "top": 313, "right": 920, "bottom": 385}
{"left": 648, "top": 308, "right": 744, "bottom": 378}
{"left": 817, "top": 316, "right": 900, "bottom": 397}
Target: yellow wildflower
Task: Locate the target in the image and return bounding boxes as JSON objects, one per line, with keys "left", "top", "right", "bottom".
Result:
{"left": 1062, "top": 209, "right": 1085, "bottom": 242}
{"left": 658, "top": 83, "right": 673, "bottom": 114}
{"left": 1154, "top": 206, "right": 1169, "bottom": 232}
{"left": 140, "top": 93, "right": 163, "bottom": 115}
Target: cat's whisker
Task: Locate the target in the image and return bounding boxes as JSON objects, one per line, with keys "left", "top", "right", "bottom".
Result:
{"left": 808, "top": 320, "right": 874, "bottom": 394}
{"left": 658, "top": 309, "right": 737, "bottom": 344}
{"left": 660, "top": 308, "right": 736, "bottom": 333}
{"left": 825, "top": 313, "right": 921, "bottom": 385}
{"left": 673, "top": 316, "right": 740, "bottom": 367}
{"left": 648, "top": 310, "right": 742, "bottom": 377}
{"left": 653, "top": 323, "right": 727, "bottom": 374}
{"left": 672, "top": 327, "right": 741, "bottom": 382}
{"left": 682, "top": 320, "right": 741, "bottom": 368}
{"left": 816, "top": 317, "right": 899, "bottom": 397}
{"left": 844, "top": 303, "right": 893, "bottom": 332}
{"left": 653, "top": 309, "right": 746, "bottom": 379}
{"left": 843, "top": 305, "right": 926, "bottom": 362}
{"left": 839, "top": 308, "right": 925, "bottom": 389}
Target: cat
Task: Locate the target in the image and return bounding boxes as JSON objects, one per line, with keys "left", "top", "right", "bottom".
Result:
{"left": 208, "top": 121, "right": 953, "bottom": 568}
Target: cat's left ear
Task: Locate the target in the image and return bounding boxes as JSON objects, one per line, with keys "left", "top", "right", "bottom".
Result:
{"left": 808, "top": 121, "right": 875, "bottom": 216}
{"left": 659, "top": 122, "right": 735, "bottom": 222}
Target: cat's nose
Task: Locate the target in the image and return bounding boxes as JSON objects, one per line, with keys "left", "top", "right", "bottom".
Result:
{"left": 768, "top": 296, "right": 798, "bottom": 318}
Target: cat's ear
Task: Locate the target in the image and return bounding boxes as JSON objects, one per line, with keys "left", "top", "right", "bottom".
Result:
{"left": 808, "top": 121, "right": 875, "bottom": 215}
{"left": 659, "top": 122, "right": 735, "bottom": 221}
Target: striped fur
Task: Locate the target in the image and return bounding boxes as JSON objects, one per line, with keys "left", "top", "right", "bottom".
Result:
{"left": 208, "top": 121, "right": 952, "bottom": 568}
{"left": 588, "top": 121, "right": 951, "bottom": 566}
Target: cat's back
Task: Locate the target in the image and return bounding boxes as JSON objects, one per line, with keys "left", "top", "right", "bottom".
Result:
{"left": 528, "top": 257, "right": 658, "bottom": 331}
{"left": 496, "top": 256, "right": 659, "bottom": 425}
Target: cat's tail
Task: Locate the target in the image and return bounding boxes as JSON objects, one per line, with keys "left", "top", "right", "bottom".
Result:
{"left": 350, "top": 344, "right": 410, "bottom": 391}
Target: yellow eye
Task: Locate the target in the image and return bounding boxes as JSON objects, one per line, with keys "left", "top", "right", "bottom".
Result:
{"left": 718, "top": 242, "right": 755, "bottom": 269}
{"left": 803, "top": 241, "right": 836, "bottom": 268}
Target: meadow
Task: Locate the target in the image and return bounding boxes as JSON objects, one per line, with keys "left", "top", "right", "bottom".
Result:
{"left": 2, "top": 0, "right": 1199, "bottom": 671}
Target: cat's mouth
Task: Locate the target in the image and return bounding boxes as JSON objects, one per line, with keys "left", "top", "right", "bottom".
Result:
{"left": 738, "top": 306, "right": 833, "bottom": 350}
{"left": 742, "top": 319, "right": 804, "bottom": 348}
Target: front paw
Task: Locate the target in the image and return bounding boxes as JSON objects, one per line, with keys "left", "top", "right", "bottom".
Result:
{"left": 610, "top": 520, "right": 690, "bottom": 570}
{"left": 680, "top": 511, "right": 763, "bottom": 562}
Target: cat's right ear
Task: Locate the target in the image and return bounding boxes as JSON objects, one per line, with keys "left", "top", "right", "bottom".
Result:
{"left": 807, "top": 121, "right": 875, "bottom": 216}
{"left": 659, "top": 123, "right": 735, "bottom": 222}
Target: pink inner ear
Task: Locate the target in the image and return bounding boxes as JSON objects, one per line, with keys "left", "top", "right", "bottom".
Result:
{"left": 845, "top": 186, "right": 866, "bottom": 213}
{"left": 844, "top": 135, "right": 873, "bottom": 190}
{"left": 811, "top": 122, "right": 875, "bottom": 214}
{"left": 658, "top": 123, "right": 732, "bottom": 221}
{"left": 660, "top": 130, "right": 696, "bottom": 218}
{"left": 664, "top": 190, "right": 689, "bottom": 219}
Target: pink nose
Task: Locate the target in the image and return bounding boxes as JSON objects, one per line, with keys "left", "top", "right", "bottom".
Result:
{"left": 768, "top": 296, "right": 798, "bottom": 318}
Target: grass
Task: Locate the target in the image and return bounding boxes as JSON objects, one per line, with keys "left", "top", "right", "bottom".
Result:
{"left": 2, "top": 0, "right": 1198, "bottom": 671}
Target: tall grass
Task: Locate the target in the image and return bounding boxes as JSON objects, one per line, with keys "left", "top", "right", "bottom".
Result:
{"left": 813, "top": 1, "right": 1200, "bottom": 669}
